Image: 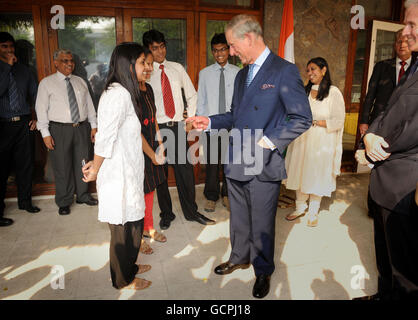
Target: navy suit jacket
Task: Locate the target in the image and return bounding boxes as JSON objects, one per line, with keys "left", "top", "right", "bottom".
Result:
{"left": 209, "top": 52, "right": 312, "bottom": 182}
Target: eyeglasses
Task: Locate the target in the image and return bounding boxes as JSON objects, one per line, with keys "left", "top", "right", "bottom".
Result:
{"left": 59, "top": 59, "right": 74, "bottom": 64}
{"left": 212, "top": 47, "right": 229, "bottom": 54}
{"left": 150, "top": 43, "right": 166, "bottom": 51}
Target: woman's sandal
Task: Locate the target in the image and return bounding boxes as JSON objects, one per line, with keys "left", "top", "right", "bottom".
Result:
{"left": 140, "top": 239, "right": 153, "bottom": 254}
{"left": 143, "top": 230, "right": 167, "bottom": 243}
{"left": 136, "top": 264, "right": 151, "bottom": 274}
{"left": 307, "top": 214, "right": 318, "bottom": 227}
{"left": 285, "top": 211, "right": 306, "bottom": 221}
{"left": 126, "top": 278, "right": 152, "bottom": 290}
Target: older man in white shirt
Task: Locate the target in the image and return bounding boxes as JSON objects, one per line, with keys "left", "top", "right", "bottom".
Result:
{"left": 143, "top": 29, "right": 215, "bottom": 229}
{"left": 35, "top": 49, "right": 98, "bottom": 215}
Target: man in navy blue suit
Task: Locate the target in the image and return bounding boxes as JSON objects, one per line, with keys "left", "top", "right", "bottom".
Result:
{"left": 187, "top": 14, "right": 312, "bottom": 298}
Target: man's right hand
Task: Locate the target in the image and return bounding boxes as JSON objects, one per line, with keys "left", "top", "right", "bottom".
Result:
{"left": 359, "top": 123, "right": 369, "bottom": 136}
{"left": 186, "top": 116, "right": 209, "bottom": 131}
{"left": 6, "top": 53, "right": 17, "bottom": 66}
{"left": 43, "top": 135, "right": 55, "bottom": 151}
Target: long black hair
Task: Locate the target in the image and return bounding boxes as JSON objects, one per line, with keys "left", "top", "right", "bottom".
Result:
{"left": 305, "top": 57, "right": 332, "bottom": 101}
{"left": 105, "top": 42, "right": 144, "bottom": 121}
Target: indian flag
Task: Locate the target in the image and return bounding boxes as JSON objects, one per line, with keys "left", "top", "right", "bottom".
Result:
{"left": 278, "top": 0, "right": 294, "bottom": 63}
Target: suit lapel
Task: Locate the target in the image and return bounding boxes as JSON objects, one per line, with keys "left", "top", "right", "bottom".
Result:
{"left": 387, "top": 68, "right": 418, "bottom": 106}
{"left": 389, "top": 58, "right": 396, "bottom": 87}
{"left": 242, "top": 52, "right": 275, "bottom": 101}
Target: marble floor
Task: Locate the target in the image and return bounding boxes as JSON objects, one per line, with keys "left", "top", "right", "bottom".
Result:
{"left": 0, "top": 173, "right": 377, "bottom": 300}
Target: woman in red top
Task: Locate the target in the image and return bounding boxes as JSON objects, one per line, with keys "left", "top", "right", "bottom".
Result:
{"left": 139, "top": 48, "right": 167, "bottom": 254}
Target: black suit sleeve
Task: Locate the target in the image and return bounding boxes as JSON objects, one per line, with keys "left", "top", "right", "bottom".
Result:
{"left": 360, "top": 62, "right": 383, "bottom": 124}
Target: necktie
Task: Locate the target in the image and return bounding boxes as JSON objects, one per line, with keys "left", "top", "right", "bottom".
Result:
{"left": 9, "top": 72, "right": 20, "bottom": 112}
{"left": 245, "top": 64, "right": 255, "bottom": 88}
{"left": 408, "top": 60, "right": 418, "bottom": 80}
{"left": 159, "top": 65, "right": 175, "bottom": 119}
{"left": 398, "top": 61, "right": 406, "bottom": 84}
{"left": 65, "top": 77, "right": 80, "bottom": 123}
{"left": 219, "top": 67, "right": 226, "bottom": 114}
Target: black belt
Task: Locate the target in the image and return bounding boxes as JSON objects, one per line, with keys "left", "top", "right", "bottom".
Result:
{"left": 0, "top": 114, "right": 31, "bottom": 122}
{"left": 50, "top": 120, "right": 87, "bottom": 127}
{"left": 161, "top": 121, "right": 179, "bottom": 127}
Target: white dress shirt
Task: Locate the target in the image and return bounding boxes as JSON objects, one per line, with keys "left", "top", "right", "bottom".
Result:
{"left": 35, "top": 71, "right": 97, "bottom": 138}
{"left": 94, "top": 83, "right": 145, "bottom": 225}
{"left": 197, "top": 62, "right": 240, "bottom": 116}
{"left": 396, "top": 56, "right": 412, "bottom": 85}
{"left": 148, "top": 59, "right": 197, "bottom": 124}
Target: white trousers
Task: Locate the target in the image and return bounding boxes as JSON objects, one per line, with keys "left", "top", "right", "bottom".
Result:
{"left": 295, "top": 190, "right": 322, "bottom": 216}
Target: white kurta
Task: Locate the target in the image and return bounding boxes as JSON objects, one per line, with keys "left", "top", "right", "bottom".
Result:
{"left": 284, "top": 85, "right": 345, "bottom": 197}
{"left": 94, "top": 83, "right": 145, "bottom": 225}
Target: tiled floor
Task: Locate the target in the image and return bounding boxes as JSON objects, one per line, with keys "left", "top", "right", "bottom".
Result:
{"left": 0, "top": 173, "right": 377, "bottom": 300}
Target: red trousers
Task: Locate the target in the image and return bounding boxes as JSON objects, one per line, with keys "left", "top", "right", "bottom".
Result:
{"left": 144, "top": 191, "right": 154, "bottom": 231}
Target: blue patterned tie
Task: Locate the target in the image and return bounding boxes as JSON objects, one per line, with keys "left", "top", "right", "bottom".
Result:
{"left": 245, "top": 64, "right": 255, "bottom": 88}
{"left": 9, "top": 72, "right": 20, "bottom": 112}
{"left": 65, "top": 77, "right": 80, "bottom": 123}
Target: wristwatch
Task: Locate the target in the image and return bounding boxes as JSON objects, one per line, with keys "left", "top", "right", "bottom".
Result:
{"left": 312, "top": 120, "right": 318, "bottom": 127}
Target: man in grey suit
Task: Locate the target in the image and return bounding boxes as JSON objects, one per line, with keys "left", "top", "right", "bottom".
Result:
{"left": 187, "top": 14, "right": 312, "bottom": 298}
{"left": 35, "top": 49, "right": 98, "bottom": 215}
{"left": 354, "top": 0, "right": 418, "bottom": 300}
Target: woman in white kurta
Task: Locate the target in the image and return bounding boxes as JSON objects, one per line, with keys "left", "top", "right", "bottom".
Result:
{"left": 82, "top": 43, "right": 151, "bottom": 290}
{"left": 284, "top": 57, "right": 345, "bottom": 227}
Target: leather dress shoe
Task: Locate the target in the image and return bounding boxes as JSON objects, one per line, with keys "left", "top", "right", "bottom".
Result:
{"left": 76, "top": 196, "right": 98, "bottom": 206}
{"left": 252, "top": 274, "right": 271, "bottom": 299}
{"left": 187, "top": 212, "right": 215, "bottom": 225}
{"left": 59, "top": 206, "right": 71, "bottom": 215}
{"left": 159, "top": 214, "right": 176, "bottom": 230}
{"left": 0, "top": 217, "right": 14, "bottom": 227}
{"left": 18, "top": 204, "right": 41, "bottom": 213}
{"left": 214, "top": 261, "right": 250, "bottom": 275}
{"left": 352, "top": 293, "right": 381, "bottom": 300}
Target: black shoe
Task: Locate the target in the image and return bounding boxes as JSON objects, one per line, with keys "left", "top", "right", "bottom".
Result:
{"left": 76, "top": 196, "right": 98, "bottom": 206}
{"left": 159, "top": 214, "right": 176, "bottom": 230}
{"left": 353, "top": 293, "right": 380, "bottom": 300}
{"left": 252, "top": 274, "right": 271, "bottom": 299}
{"left": 18, "top": 204, "right": 41, "bottom": 213}
{"left": 59, "top": 206, "right": 71, "bottom": 215}
{"left": 0, "top": 217, "right": 14, "bottom": 227}
{"left": 187, "top": 212, "right": 215, "bottom": 225}
{"left": 214, "top": 261, "right": 250, "bottom": 275}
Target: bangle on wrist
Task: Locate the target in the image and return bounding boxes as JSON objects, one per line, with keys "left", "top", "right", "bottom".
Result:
{"left": 313, "top": 120, "right": 318, "bottom": 127}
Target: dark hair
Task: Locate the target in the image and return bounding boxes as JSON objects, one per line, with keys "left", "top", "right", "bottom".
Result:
{"left": 211, "top": 33, "right": 228, "bottom": 49}
{"left": 305, "top": 57, "right": 332, "bottom": 101}
{"left": 142, "top": 29, "right": 165, "bottom": 48}
{"left": 0, "top": 32, "right": 15, "bottom": 45}
{"left": 144, "top": 46, "right": 152, "bottom": 57}
{"left": 105, "top": 42, "right": 145, "bottom": 121}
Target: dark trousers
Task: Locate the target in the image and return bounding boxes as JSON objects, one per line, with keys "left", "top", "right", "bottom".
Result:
{"left": 371, "top": 195, "right": 418, "bottom": 299}
{"left": 203, "top": 132, "right": 228, "bottom": 201}
{"left": 227, "top": 177, "right": 281, "bottom": 276}
{"left": 108, "top": 219, "right": 143, "bottom": 289}
{"left": 49, "top": 121, "right": 92, "bottom": 207}
{"left": 156, "top": 122, "right": 199, "bottom": 221}
{"left": 0, "top": 115, "right": 33, "bottom": 216}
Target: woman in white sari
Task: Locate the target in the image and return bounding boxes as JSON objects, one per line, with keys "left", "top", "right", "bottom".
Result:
{"left": 284, "top": 57, "right": 345, "bottom": 227}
